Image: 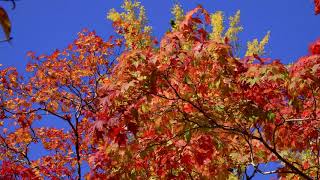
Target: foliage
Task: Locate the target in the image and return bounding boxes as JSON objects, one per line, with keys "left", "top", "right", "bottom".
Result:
{"left": 0, "top": 30, "right": 119, "bottom": 179}
{"left": 0, "top": 1, "right": 320, "bottom": 179}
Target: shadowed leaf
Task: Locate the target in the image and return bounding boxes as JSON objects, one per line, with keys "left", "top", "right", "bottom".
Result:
{"left": 0, "top": 6, "right": 11, "bottom": 41}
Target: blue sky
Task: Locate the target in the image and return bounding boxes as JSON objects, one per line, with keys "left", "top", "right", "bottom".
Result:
{"left": 0, "top": 0, "right": 319, "bottom": 71}
{"left": 0, "top": 0, "right": 319, "bottom": 179}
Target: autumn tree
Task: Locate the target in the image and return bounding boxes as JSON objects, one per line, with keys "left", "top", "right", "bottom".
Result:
{"left": 0, "top": 29, "right": 123, "bottom": 179}
{"left": 0, "top": 0, "right": 320, "bottom": 179}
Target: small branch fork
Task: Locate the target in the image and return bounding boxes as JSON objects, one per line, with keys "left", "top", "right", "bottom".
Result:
{"left": 243, "top": 135, "right": 294, "bottom": 179}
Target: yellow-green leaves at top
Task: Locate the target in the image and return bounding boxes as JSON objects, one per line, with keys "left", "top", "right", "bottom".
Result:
{"left": 245, "top": 31, "right": 270, "bottom": 56}
{"left": 209, "top": 10, "right": 242, "bottom": 43}
{"left": 209, "top": 11, "right": 224, "bottom": 41}
{"left": 108, "top": 9, "right": 121, "bottom": 22}
{"left": 225, "top": 10, "right": 243, "bottom": 42}
{"left": 209, "top": 9, "right": 269, "bottom": 57}
{"left": 0, "top": 6, "right": 11, "bottom": 41}
{"left": 171, "top": 3, "right": 184, "bottom": 31}
{"left": 107, "top": 0, "right": 152, "bottom": 49}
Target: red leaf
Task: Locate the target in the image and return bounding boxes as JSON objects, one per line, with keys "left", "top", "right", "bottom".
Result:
{"left": 198, "top": 28, "right": 208, "bottom": 42}
{"left": 93, "top": 120, "right": 106, "bottom": 132}
{"left": 303, "top": 162, "right": 310, "bottom": 169}
{"left": 224, "top": 36, "right": 230, "bottom": 44}
{"left": 127, "top": 122, "right": 139, "bottom": 135}
{"left": 183, "top": 103, "right": 194, "bottom": 113}
{"left": 253, "top": 54, "right": 264, "bottom": 64}
{"left": 181, "top": 154, "right": 192, "bottom": 165}
{"left": 109, "top": 126, "right": 123, "bottom": 139}
{"left": 191, "top": 17, "right": 202, "bottom": 24}
{"left": 253, "top": 54, "right": 271, "bottom": 64}
{"left": 309, "top": 38, "right": 320, "bottom": 55}
{"left": 115, "top": 133, "right": 127, "bottom": 146}
{"left": 315, "top": 0, "right": 320, "bottom": 15}
{"left": 179, "top": 5, "right": 210, "bottom": 30}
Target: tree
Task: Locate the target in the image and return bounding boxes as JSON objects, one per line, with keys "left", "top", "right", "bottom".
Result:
{"left": 0, "top": 29, "right": 118, "bottom": 179}
{"left": 0, "top": 0, "right": 319, "bottom": 179}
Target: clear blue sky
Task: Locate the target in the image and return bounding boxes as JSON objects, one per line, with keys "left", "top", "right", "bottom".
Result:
{"left": 0, "top": 0, "right": 319, "bottom": 179}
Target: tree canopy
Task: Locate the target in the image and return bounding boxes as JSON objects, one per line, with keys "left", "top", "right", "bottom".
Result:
{"left": 0, "top": 1, "right": 320, "bottom": 179}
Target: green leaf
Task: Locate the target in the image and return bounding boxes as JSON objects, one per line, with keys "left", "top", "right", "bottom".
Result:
{"left": 184, "top": 130, "right": 191, "bottom": 143}
{"left": 214, "top": 105, "right": 225, "bottom": 112}
{"left": 248, "top": 77, "right": 259, "bottom": 87}
{"left": 267, "top": 112, "right": 275, "bottom": 121}
{"left": 249, "top": 115, "right": 258, "bottom": 122}
{"left": 141, "top": 104, "right": 149, "bottom": 113}
{"left": 184, "top": 74, "right": 193, "bottom": 85}
{"left": 208, "top": 82, "right": 215, "bottom": 89}
{"left": 256, "top": 150, "right": 265, "bottom": 158}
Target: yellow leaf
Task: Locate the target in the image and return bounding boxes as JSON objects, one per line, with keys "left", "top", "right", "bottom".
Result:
{"left": 171, "top": 3, "right": 184, "bottom": 30}
{"left": 225, "top": 10, "right": 243, "bottom": 42}
{"left": 48, "top": 101, "right": 59, "bottom": 112}
{"left": 245, "top": 31, "right": 270, "bottom": 56}
{"left": 210, "top": 11, "right": 224, "bottom": 41}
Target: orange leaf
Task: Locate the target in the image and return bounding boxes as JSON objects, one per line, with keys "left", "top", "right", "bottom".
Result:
{"left": 0, "top": 6, "right": 11, "bottom": 40}
{"left": 179, "top": 5, "right": 210, "bottom": 29}
{"left": 183, "top": 103, "right": 194, "bottom": 113}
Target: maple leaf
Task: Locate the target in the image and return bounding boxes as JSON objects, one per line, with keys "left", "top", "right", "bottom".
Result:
{"left": 183, "top": 103, "right": 194, "bottom": 113}
{"left": 309, "top": 38, "right": 320, "bottom": 55}
{"left": 0, "top": 6, "right": 11, "bottom": 41}
{"left": 93, "top": 120, "right": 106, "bottom": 132}
{"left": 179, "top": 5, "right": 210, "bottom": 30}
{"left": 315, "top": 0, "right": 320, "bottom": 15}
